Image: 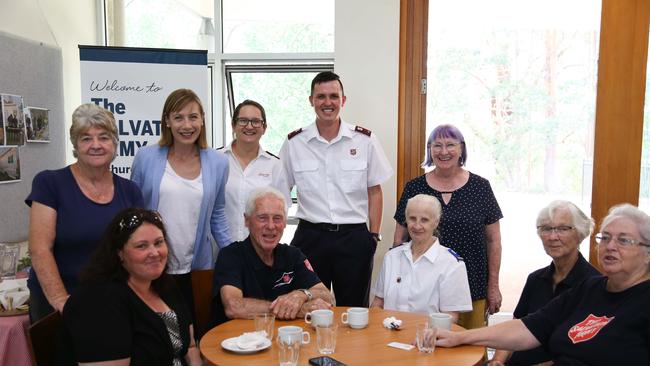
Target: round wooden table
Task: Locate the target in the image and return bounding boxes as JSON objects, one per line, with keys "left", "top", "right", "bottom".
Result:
{"left": 200, "top": 307, "right": 484, "bottom": 365}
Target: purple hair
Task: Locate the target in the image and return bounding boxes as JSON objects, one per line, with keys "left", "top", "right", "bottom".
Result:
{"left": 422, "top": 124, "right": 467, "bottom": 167}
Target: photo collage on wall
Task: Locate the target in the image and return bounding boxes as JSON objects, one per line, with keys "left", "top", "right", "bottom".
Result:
{"left": 0, "top": 93, "right": 50, "bottom": 184}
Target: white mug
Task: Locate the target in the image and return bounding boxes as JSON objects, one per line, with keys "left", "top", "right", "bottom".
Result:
{"left": 341, "top": 307, "right": 369, "bottom": 329}
{"left": 305, "top": 309, "right": 334, "bottom": 328}
{"left": 428, "top": 312, "right": 452, "bottom": 330}
{"left": 277, "top": 325, "right": 310, "bottom": 345}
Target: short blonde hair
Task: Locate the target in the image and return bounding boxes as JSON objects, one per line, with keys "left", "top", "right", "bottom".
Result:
{"left": 159, "top": 89, "right": 207, "bottom": 149}
{"left": 69, "top": 103, "right": 119, "bottom": 159}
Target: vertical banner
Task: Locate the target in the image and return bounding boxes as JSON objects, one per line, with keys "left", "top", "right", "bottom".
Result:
{"left": 79, "top": 46, "right": 208, "bottom": 178}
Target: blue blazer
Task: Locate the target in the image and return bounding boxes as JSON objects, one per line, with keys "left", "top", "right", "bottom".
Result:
{"left": 131, "top": 144, "right": 232, "bottom": 270}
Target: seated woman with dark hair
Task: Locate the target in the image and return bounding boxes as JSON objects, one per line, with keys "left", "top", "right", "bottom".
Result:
{"left": 58, "top": 208, "right": 202, "bottom": 366}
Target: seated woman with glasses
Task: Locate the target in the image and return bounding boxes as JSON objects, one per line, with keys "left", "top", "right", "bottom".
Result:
{"left": 59, "top": 208, "right": 202, "bottom": 366}
{"left": 437, "top": 203, "right": 650, "bottom": 365}
{"left": 489, "top": 200, "right": 599, "bottom": 366}
{"left": 218, "top": 100, "right": 290, "bottom": 242}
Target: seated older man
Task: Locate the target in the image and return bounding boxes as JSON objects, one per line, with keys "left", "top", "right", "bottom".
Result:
{"left": 212, "top": 187, "right": 334, "bottom": 325}
{"left": 372, "top": 194, "right": 472, "bottom": 322}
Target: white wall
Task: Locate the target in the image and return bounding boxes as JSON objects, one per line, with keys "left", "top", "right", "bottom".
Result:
{"left": 335, "top": 0, "right": 400, "bottom": 283}
{"left": 0, "top": 0, "right": 100, "bottom": 161}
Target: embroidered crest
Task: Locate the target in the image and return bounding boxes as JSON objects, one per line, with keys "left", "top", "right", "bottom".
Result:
{"left": 272, "top": 271, "right": 295, "bottom": 288}
{"left": 304, "top": 259, "right": 314, "bottom": 272}
{"left": 568, "top": 314, "right": 614, "bottom": 344}
{"left": 350, "top": 148, "right": 357, "bottom": 156}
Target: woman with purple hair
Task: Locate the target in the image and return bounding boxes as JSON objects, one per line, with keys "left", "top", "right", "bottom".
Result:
{"left": 393, "top": 124, "right": 503, "bottom": 329}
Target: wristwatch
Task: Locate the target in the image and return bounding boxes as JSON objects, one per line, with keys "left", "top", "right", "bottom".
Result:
{"left": 299, "top": 288, "right": 313, "bottom": 301}
{"left": 371, "top": 232, "right": 382, "bottom": 242}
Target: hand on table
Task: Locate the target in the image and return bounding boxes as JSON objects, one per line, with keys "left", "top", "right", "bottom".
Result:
{"left": 299, "top": 298, "right": 332, "bottom": 317}
{"left": 434, "top": 328, "right": 462, "bottom": 348}
{"left": 270, "top": 291, "right": 306, "bottom": 320}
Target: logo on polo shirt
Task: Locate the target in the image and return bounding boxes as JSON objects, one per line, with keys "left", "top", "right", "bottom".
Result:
{"left": 567, "top": 314, "right": 614, "bottom": 344}
{"left": 304, "top": 259, "right": 314, "bottom": 272}
{"left": 273, "top": 271, "right": 295, "bottom": 288}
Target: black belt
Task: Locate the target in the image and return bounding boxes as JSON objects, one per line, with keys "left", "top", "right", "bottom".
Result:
{"left": 298, "top": 219, "right": 366, "bottom": 233}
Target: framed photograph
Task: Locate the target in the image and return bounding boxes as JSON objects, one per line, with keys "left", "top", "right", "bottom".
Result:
{"left": 0, "top": 147, "right": 20, "bottom": 183}
{"left": 25, "top": 107, "right": 50, "bottom": 143}
{"left": 1, "top": 94, "right": 25, "bottom": 146}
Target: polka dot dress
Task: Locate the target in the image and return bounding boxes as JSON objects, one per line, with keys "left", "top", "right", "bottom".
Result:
{"left": 394, "top": 172, "right": 503, "bottom": 300}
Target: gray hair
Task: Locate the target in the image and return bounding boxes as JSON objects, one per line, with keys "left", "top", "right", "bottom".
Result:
{"left": 244, "top": 187, "right": 288, "bottom": 217}
{"left": 601, "top": 203, "right": 650, "bottom": 248}
{"left": 69, "top": 103, "right": 119, "bottom": 158}
{"left": 536, "top": 200, "right": 594, "bottom": 242}
{"left": 405, "top": 194, "right": 442, "bottom": 222}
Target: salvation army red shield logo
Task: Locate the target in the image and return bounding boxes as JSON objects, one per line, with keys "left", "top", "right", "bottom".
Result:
{"left": 567, "top": 314, "right": 614, "bottom": 344}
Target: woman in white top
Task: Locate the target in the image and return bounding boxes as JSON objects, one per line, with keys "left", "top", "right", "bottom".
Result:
{"left": 131, "top": 89, "right": 231, "bottom": 321}
{"left": 221, "top": 100, "right": 290, "bottom": 242}
{"left": 371, "top": 194, "right": 472, "bottom": 322}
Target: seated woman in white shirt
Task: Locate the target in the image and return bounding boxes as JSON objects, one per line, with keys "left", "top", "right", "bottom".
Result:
{"left": 371, "top": 194, "right": 472, "bottom": 322}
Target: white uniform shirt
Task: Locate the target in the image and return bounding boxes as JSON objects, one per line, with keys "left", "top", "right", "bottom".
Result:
{"left": 279, "top": 120, "right": 393, "bottom": 224}
{"left": 221, "top": 142, "right": 291, "bottom": 242}
{"left": 157, "top": 161, "right": 202, "bottom": 274}
{"left": 373, "top": 240, "right": 473, "bottom": 315}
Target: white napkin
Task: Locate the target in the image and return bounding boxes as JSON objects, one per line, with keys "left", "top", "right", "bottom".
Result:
{"left": 235, "top": 330, "right": 268, "bottom": 350}
{"left": 0, "top": 279, "right": 30, "bottom": 310}
{"left": 382, "top": 316, "right": 403, "bottom": 330}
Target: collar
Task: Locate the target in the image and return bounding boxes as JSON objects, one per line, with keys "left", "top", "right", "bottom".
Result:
{"left": 539, "top": 252, "right": 592, "bottom": 286}
{"left": 222, "top": 141, "right": 270, "bottom": 160}
{"left": 242, "top": 236, "right": 287, "bottom": 270}
{"left": 400, "top": 239, "right": 441, "bottom": 264}
{"left": 303, "top": 119, "right": 354, "bottom": 143}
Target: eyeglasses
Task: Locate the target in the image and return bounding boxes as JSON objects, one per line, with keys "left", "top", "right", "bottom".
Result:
{"left": 431, "top": 142, "right": 460, "bottom": 152}
{"left": 594, "top": 233, "right": 649, "bottom": 247}
{"left": 118, "top": 211, "right": 163, "bottom": 232}
{"left": 235, "top": 118, "right": 265, "bottom": 128}
{"left": 537, "top": 225, "right": 575, "bottom": 236}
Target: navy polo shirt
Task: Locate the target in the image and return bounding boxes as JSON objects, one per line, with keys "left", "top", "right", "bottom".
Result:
{"left": 508, "top": 252, "right": 600, "bottom": 365}
{"left": 212, "top": 237, "right": 322, "bottom": 325}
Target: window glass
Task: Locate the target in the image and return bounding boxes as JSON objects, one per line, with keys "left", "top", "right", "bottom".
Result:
{"left": 106, "top": 0, "right": 215, "bottom": 51}
{"left": 225, "top": 69, "right": 327, "bottom": 154}
{"left": 427, "top": 0, "right": 601, "bottom": 312}
{"left": 222, "top": 0, "right": 334, "bottom": 53}
{"left": 639, "top": 36, "right": 650, "bottom": 213}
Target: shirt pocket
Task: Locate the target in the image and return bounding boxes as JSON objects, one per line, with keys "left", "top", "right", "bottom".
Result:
{"left": 293, "top": 159, "right": 319, "bottom": 192}
{"left": 340, "top": 159, "right": 367, "bottom": 193}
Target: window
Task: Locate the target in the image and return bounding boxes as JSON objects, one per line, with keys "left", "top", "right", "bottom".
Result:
{"left": 426, "top": 0, "right": 602, "bottom": 312}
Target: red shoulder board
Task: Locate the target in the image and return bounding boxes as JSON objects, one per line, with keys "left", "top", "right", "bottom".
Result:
{"left": 287, "top": 128, "right": 303, "bottom": 139}
{"left": 354, "top": 125, "right": 372, "bottom": 136}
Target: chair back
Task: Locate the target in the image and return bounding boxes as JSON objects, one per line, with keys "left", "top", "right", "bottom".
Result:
{"left": 27, "top": 311, "right": 62, "bottom": 366}
{"left": 191, "top": 269, "right": 214, "bottom": 340}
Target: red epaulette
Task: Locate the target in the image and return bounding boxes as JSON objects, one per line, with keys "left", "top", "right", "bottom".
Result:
{"left": 354, "top": 125, "right": 372, "bottom": 136}
{"left": 287, "top": 128, "right": 303, "bottom": 139}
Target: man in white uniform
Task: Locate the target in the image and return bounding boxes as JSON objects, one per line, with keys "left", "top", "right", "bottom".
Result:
{"left": 279, "top": 71, "right": 393, "bottom": 307}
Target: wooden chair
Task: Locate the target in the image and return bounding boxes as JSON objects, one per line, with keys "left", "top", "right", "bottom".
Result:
{"left": 27, "top": 311, "right": 62, "bottom": 366}
{"left": 191, "top": 269, "right": 214, "bottom": 340}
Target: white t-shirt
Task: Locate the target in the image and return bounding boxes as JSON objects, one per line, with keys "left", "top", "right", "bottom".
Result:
{"left": 373, "top": 240, "right": 473, "bottom": 315}
{"left": 221, "top": 143, "right": 291, "bottom": 242}
{"left": 157, "top": 161, "right": 203, "bottom": 274}
{"left": 279, "top": 120, "right": 393, "bottom": 224}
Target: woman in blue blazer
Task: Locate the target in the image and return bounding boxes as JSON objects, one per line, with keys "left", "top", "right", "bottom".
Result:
{"left": 131, "top": 89, "right": 232, "bottom": 319}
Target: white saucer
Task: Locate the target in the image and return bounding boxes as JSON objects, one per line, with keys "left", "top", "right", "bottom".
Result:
{"left": 221, "top": 336, "right": 272, "bottom": 354}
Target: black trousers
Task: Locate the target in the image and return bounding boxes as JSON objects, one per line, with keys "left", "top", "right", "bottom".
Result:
{"left": 291, "top": 221, "right": 377, "bottom": 307}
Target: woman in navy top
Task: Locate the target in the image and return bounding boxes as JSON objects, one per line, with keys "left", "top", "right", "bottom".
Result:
{"left": 490, "top": 200, "right": 599, "bottom": 365}
{"left": 25, "top": 103, "right": 143, "bottom": 323}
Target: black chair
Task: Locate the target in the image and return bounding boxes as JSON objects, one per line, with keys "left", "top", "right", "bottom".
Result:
{"left": 27, "top": 311, "right": 61, "bottom": 366}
